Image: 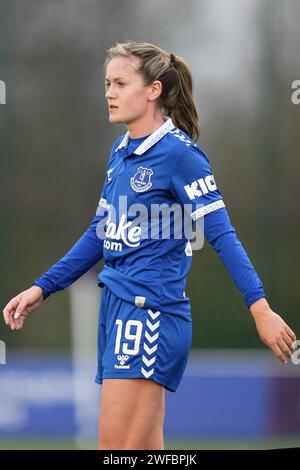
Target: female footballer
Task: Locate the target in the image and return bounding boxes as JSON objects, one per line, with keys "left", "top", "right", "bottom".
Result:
{"left": 3, "top": 41, "right": 297, "bottom": 450}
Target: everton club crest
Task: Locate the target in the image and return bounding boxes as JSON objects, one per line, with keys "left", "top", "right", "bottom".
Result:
{"left": 130, "top": 167, "right": 153, "bottom": 193}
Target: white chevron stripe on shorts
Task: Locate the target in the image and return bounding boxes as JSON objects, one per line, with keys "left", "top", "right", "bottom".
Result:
{"left": 147, "top": 309, "right": 161, "bottom": 320}
{"left": 145, "top": 331, "right": 159, "bottom": 343}
{"left": 144, "top": 343, "right": 158, "bottom": 355}
{"left": 141, "top": 309, "right": 161, "bottom": 379}
{"left": 142, "top": 355, "right": 156, "bottom": 367}
{"left": 141, "top": 367, "right": 154, "bottom": 378}
{"left": 146, "top": 318, "right": 160, "bottom": 332}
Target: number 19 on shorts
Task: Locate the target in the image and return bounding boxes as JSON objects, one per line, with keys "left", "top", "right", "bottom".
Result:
{"left": 114, "top": 319, "right": 143, "bottom": 355}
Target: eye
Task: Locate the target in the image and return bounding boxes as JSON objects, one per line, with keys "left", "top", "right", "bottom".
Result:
{"left": 117, "top": 82, "right": 125, "bottom": 87}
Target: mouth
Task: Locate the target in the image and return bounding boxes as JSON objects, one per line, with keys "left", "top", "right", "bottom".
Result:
{"left": 109, "top": 105, "right": 118, "bottom": 111}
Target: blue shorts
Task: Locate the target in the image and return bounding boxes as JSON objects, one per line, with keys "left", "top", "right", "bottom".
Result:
{"left": 95, "top": 285, "right": 192, "bottom": 392}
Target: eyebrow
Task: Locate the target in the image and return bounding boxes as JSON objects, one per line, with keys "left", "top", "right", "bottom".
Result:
{"left": 105, "top": 77, "right": 126, "bottom": 82}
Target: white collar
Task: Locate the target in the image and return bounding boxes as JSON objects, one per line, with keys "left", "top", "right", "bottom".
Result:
{"left": 115, "top": 117, "right": 175, "bottom": 155}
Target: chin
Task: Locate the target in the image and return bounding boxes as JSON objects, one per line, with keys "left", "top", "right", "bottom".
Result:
{"left": 108, "top": 114, "right": 124, "bottom": 124}
{"left": 108, "top": 112, "right": 138, "bottom": 126}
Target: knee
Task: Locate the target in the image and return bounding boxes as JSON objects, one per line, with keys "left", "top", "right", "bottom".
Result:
{"left": 143, "top": 423, "right": 164, "bottom": 450}
{"left": 99, "top": 424, "right": 162, "bottom": 450}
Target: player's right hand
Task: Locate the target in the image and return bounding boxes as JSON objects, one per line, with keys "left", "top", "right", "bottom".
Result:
{"left": 3, "top": 286, "right": 44, "bottom": 331}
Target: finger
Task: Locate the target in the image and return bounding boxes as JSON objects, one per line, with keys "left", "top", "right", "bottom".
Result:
{"left": 24, "top": 301, "right": 40, "bottom": 314}
{"left": 272, "top": 343, "right": 289, "bottom": 364}
{"left": 3, "top": 298, "right": 20, "bottom": 325}
{"left": 12, "top": 306, "right": 36, "bottom": 330}
{"left": 14, "top": 316, "right": 26, "bottom": 331}
{"left": 284, "top": 325, "right": 297, "bottom": 343}
{"left": 11, "top": 317, "right": 24, "bottom": 331}
{"left": 282, "top": 332, "right": 297, "bottom": 354}
{"left": 14, "top": 300, "right": 28, "bottom": 320}
{"left": 278, "top": 338, "right": 293, "bottom": 360}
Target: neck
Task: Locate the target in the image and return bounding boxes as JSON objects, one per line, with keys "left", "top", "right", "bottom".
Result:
{"left": 127, "top": 113, "right": 165, "bottom": 139}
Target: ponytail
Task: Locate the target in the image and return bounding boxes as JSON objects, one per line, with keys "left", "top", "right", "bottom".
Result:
{"left": 165, "top": 53, "right": 200, "bottom": 141}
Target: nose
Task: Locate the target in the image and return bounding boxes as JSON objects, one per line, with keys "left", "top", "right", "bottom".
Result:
{"left": 105, "top": 85, "right": 116, "bottom": 100}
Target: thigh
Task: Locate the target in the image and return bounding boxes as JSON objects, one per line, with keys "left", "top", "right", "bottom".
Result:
{"left": 98, "top": 378, "right": 165, "bottom": 450}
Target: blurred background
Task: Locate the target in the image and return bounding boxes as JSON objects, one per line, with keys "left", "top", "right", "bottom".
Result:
{"left": 0, "top": 0, "right": 299, "bottom": 449}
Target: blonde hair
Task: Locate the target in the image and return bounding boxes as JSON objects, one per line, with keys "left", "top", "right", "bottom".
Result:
{"left": 105, "top": 41, "right": 200, "bottom": 141}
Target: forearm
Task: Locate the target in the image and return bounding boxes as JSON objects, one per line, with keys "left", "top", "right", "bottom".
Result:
{"left": 33, "top": 215, "right": 105, "bottom": 299}
{"left": 203, "top": 208, "right": 266, "bottom": 308}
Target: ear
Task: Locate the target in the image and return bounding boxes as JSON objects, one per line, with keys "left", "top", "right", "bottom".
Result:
{"left": 148, "top": 80, "right": 162, "bottom": 102}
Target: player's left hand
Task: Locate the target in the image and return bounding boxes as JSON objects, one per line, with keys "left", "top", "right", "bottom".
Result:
{"left": 250, "top": 298, "right": 297, "bottom": 364}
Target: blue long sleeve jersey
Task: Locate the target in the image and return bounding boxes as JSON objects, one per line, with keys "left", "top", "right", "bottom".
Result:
{"left": 33, "top": 118, "right": 265, "bottom": 319}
